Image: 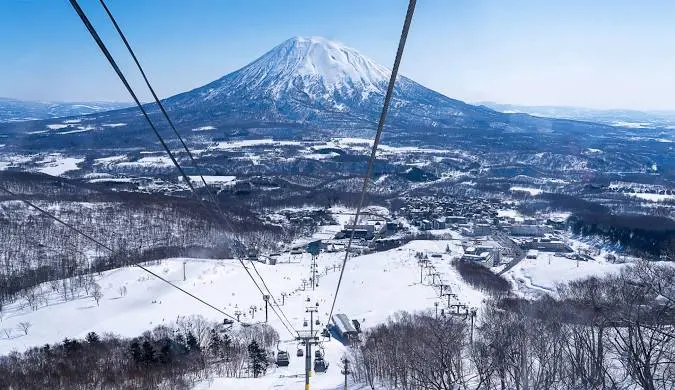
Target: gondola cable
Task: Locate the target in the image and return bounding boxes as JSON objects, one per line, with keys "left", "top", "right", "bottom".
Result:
{"left": 326, "top": 0, "right": 417, "bottom": 324}
{"left": 70, "top": 0, "right": 297, "bottom": 337}
{"left": 0, "top": 185, "right": 238, "bottom": 321}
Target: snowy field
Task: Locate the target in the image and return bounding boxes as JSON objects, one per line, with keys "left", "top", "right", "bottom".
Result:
{"left": 509, "top": 186, "right": 543, "bottom": 196}
{"left": 504, "top": 252, "right": 625, "bottom": 298}
{"left": 37, "top": 154, "right": 84, "bottom": 176}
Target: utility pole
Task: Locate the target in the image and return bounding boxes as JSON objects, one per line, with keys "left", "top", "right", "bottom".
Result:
{"left": 281, "top": 292, "right": 286, "bottom": 306}
{"left": 263, "top": 295, "right": 270, "bottom": 323}
{"left": 418, "top": 259, "right": 429, "bottom": 284}
{"left": 183, "top": 261, "right": 186, "bottom": 281}
{"left": 341, "top": 357, "right": 350, "bottom": 390}
{"left": 434, "top": 301, "right": 439, "bottom": 319}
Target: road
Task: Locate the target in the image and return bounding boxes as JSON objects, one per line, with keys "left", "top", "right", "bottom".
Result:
{"left": 494, "top": 232, "right": 527, "bottom": 275}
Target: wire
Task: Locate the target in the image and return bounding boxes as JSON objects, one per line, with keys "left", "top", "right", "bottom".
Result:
{"left": 68, "top": 0, "right": 197, "bottom": 196}
{"left": 249, "top": 259, "right": 298, "bottom": 334}
{"left": 98, "top": 0, "right": 220, "bottom": 206}
{"left": 0, "top": 185, "right": 237, "bottom": 321}
{"left": 70, "top": 0, "right": 298, "bottom": 335}
{"left": 327, "top": 0, "right": 417, "bottom": 323}
{"left": 96, "top": 1, "right": 298, "bottom": 337}
{"left": 233, "top": 257, "right": 297, "bottom": 337}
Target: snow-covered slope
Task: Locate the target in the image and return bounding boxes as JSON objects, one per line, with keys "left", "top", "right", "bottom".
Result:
{"left": 213, "top": 36, "right": 390, "bottom": 100}
{"left": 0, "top": 236, "right": 487, "bottom": 390}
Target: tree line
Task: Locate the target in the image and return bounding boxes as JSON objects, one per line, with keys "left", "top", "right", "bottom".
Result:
{"left": 350, "top": 261, "right": 675, "bottom": 390}
{"left": 0, "top": 315, "right": 279, "bottom": 390}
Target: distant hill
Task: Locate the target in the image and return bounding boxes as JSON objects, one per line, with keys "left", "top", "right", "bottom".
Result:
{"left": 478, "top": 101, "right": 675, "bottom": 129}
{"left": 0, "top": 97, "right": 130, "bottom": 123}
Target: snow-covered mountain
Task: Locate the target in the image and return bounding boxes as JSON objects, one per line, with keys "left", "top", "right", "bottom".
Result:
{"left": 0, "top": 98, "right": 130, "bottom": 123}
{"left": 163, "top": 36, "right": 496, "bottom": 128}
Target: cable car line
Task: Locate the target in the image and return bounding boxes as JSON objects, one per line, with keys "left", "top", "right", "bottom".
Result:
{"left": 68, "top": 0, "right": 197, "bottom": 196}
{"left": 69, "top": 0, "right": 298, "bottom": 337}
{"left": 248, "top": 258, "right": 298, "bottom": 334}
{"left": 94, "top": 1, "right": 294, "bottom": 333}
{"left": 98, "top": 0, "right": 220, "bottom": 206}
{"left": 326, "top": 0, "right": 417, "bottom": 323}
{"left": 0, "top": 184, "right": 238, "bottom": 322}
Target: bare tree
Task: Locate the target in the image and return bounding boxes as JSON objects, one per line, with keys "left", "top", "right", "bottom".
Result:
{"left": 92, "top": 283, "right": 103, "bottom": 306}
{"left": 17, "top": 321, "right": 32, "bottom": 335}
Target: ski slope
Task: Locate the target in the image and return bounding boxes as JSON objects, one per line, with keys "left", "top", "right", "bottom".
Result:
{"left": 0, "top": 214, "right": 633, "bottom": 389}
{"left": 0, "top": 238, "right": 484, "bottom": 389}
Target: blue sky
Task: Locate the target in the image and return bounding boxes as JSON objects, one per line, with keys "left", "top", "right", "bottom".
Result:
{"left": 1, "top": 0, "right": 675, "bottom": 110}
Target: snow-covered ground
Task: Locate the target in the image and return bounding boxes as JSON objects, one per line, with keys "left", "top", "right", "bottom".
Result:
{"left": 0, "top": 203, "right": 644, "bottom": 389}
{"left": 509, "top": 186, "right": 543, "bottom": 196}
{"left": 181, "top": 175, "right": 237, "bottom": 186}
{"left": 504, "top": 252, "right": 625, "bottom": 298}
{"left": 628, "top": 193, "right": 675, "bottom": 202}
{"left": 0, "top": 234, "right": 487, "bottom": 389}
{"left": 37, "top": 155, "right": 84, "bottom": 176}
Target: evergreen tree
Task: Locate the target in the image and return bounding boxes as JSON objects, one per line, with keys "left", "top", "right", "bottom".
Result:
{"left": 208, "top": 329, "right": 222, "bottom": 358}
{"left": 247, "top": 340, "right": 268, "bottom": 378}
{"left": 86, "top": 331, "right": 100, "bottom": 345}
{"left": 129, "top": 340, "right": 142, "bottom": 364}
{"left": 142, "top": 340, "right": 156, "bottom": 364}
{"left": 186, "top": 331, "right": 200, "bottom": 352}
{"left": 63, "top": 338, "right": 80, "bottom": 356}
{"left": 222, "top": 331, "right": 232, "bottom": 351}
{"left": 158, "top": 338, "right": 172, "bottom": 364}
{"left": 174, "top": 333, "right": 188, "bottom": 355}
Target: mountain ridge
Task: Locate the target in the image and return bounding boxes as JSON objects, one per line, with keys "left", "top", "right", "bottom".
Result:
{"left": 0, "top": 97, "right": 131, "bottom": 123}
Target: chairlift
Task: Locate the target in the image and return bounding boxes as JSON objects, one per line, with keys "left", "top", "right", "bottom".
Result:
{"left": 297, "top": 346, "right": 304, "bottom": 357}
{"left": 303, "top": 319, "right": 308, "bottom": 327}
{"left": 315, "top": 319, "right": 320, "bottom": 326}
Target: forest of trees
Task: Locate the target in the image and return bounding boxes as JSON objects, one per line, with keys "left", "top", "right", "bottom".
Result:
{"left": 569, "top": 212, "right": 675, "bottom": 258}
{"left": 0, "top": 315, "right": 279, "bottom": 390}
{"left": 350, "top": 261, "right": 675, "bottom": 390}
{"left": 0, "top": 172, "right": 306, "bottom": 314}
